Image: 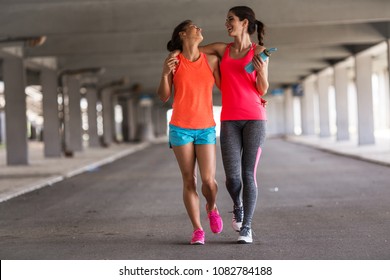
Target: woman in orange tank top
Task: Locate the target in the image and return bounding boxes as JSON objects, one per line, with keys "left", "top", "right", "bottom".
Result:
{"left": 157, "top": 20, "right": 223, "bottom": 245}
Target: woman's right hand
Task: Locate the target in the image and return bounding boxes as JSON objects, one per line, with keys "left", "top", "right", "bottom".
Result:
{"left": 162, "top": 51, "right": 180, "bottom": 76}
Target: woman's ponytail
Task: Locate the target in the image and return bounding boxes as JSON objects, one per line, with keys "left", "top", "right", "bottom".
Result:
{"left": 229, "top": 6, "right": 265, "bottom": 46}
{"left": 167, "top": 39, "right": 179, "bottom": 52}
{"left": 166, "top": 20, "right": 191, "bottom": 52}
{"left": 255, "top": 20, "right": 265, "bottom": 46}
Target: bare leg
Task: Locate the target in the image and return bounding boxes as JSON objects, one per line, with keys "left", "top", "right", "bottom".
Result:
{"left": 172, "top": 143, "right": 202, "bottom": 230}
{"left": 195, "top": 144, "right": 218, "bottom": 212}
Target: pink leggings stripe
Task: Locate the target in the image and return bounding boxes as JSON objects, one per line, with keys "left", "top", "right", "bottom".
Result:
{"left": 254, "top": 147, "right": 262, "bottom": 188}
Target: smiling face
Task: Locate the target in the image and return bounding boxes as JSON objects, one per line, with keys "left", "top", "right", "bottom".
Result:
{"left": 225, "top": 11, "right": 247, "bottom": 37}
{"left": 181, "top": 22, "right": 203, "bottom": 43}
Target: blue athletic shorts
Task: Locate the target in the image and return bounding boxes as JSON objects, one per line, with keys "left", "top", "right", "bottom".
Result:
{"left": 169, "top": 124, "right": 216, "bottom": 147}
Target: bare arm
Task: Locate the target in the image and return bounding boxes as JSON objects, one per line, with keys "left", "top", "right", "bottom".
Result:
{"left": 199, "top": 42, "right": 227, "bottom": 59}
{"left": 169, "top": 43, "right": 226, "bottom": 60}
{"left": 206, "top": 54, "right": 221, "bottom": 89}
{"left": 214, "top": 62, "right": 221, "bottom": 90}
{"left": 157, "top": 54, "right": 178, "bottom": 102}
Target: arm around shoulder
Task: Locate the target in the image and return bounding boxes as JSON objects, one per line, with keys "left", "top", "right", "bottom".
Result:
{"left": 200, "top": 42, "right": 227, "bottom": 58}
{"left": 206, "top": 54, "right": 221, "bottom": 89}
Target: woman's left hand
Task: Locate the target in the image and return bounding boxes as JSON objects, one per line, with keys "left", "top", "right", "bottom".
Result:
{"left": 252, "top": 54, "right": 267, "bottom": 74}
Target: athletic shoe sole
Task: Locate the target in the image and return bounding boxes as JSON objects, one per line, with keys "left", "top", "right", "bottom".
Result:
{"left": 190, "top": 241, "right": 205, "bottom": 245}
{"left": 237, "top": 238, "right": 253, "bottom": 244}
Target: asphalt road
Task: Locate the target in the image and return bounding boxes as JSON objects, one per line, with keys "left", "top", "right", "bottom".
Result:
{"left": 0, "top": 138, "right": 389, "bottom": 260}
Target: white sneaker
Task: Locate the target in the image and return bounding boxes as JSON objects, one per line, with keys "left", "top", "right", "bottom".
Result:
{"left": 237, "top": 226, "right": 253, "bottom": 244}
{"left": 231, "top": 206, "right": 243, "bottom": 232}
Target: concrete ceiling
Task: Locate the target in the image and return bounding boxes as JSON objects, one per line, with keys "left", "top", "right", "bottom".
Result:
{"left": 1, "top": 0, "right": 390, "bottom": 93}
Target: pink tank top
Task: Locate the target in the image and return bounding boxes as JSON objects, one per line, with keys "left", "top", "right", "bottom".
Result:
{"left": 220, "top": 43, "right": 267, "bottom": 121}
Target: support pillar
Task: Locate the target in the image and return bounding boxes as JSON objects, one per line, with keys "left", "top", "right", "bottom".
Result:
{"left": 301, "top": 75, "right": 317, "bottom": 135}
{"left": 334, "top": 62, "right": 350, "bottom": 141}
{"left": 387, "top": 39, "right": 390, "bottom": 128}
{"left": 101, "top": 88, "right": 113, "bottom": 146}
{"left": 67, "top": 76, "right": 83, "bottom": 151}
{"left": 284, "top": 87, "right": 295, "bottom": 135}
{"left": 41, "top": 68, "right": 61, "bottom": 157}
{"left": 3, "top": 56, "right": 28, "bottom": 165}
{"left": 136, "top": 96, "right": 155, "bottom": 142}
{"left": 268, "top": 94, "right": 285, "bottom": 135}
{"left": 111, "top": 95, "right": 120, "bottom": 142}
{"left": 119, "top": 96, "right": 137, "bottom": 142}
{"left": 355, "top": 52, "right": 375, "bottom": 145}
{"left": 86, "top": 86, "right": 100, "bottom": 147}
{"left": 127, "top": 98, "right": 137, "bottom": 141}
{"left": 119, "top": 96, "right": 130, "bottom": 142}
{"left": 318, "top": 70, "right": 331, "bottom": 137}
{"left": 154, "top": 105, "right": 168, "bottom": 137}
{"left": 0, "top": 111, "right": 5, "bottom": 144}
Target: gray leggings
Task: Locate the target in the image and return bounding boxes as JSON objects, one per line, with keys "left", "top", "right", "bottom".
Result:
{"left": 220, "top": 120, "right": 267, "bottom": 228}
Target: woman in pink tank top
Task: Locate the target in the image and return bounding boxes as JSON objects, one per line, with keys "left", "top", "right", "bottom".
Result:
{"left": 199, "top": 6, "right": 270, "bottom": 244}
{"left": 157, "top": 20, "right": 223, "bottom": 245}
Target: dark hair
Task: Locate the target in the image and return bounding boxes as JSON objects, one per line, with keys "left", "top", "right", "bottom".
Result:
{"left": 167, "top": 20, "right": 192, "bottom": 52}
{"left": 229, "top": 6, "right": 265, "bottom": 46}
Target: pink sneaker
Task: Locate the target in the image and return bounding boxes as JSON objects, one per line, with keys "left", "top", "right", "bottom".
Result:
{"left": 207, "top": 206, "right": 223, "bottom": 234}
{"left": 190, "top": 228, "right": 205, "bottom": 245}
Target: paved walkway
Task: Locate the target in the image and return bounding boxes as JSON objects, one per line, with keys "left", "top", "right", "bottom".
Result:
{"left": 1, "top": 132, "right": 389, "bottom": 204}
{"left": 286, "top": 132, "right": 390, "bottom": 167}
{"left": 0, "top": 140, "right": 155, "bottom": 203}
{"left": 1, "top": 136, "right": 389, "bottom": 259}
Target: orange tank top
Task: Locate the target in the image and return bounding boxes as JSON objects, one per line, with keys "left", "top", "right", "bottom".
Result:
{"left": 170, "top": 52, "right": 216, "bottom": 129}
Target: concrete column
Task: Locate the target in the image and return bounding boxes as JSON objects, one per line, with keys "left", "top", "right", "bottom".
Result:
{"left": 284, "top": 87, "right": 295, "bottom": 135}
{"left": 3, "top": 56, "right": 28, "bottom": 165}
{"left": 86, "top": 87, "right": 100, "bottom": 147}
{"left": 160, "top": 107, "right": 169, "bottom": 136}
{"left": 119, "top": 97, "right": 130, "bottom": 142}
{"left": 0, "top": 111, "right": 6, "bottom": 144}
{"left": 301, "top": 75, "right": 317, "bottom": 135}
{"left": 127, "top": 98, "right": 137, "bottom": 141}
{"left": 154, "top": 105, "right": 168, "bottom": 137}
{"left": 334, "top": 62, "right": 350, "bottom": 141}
{"left": 119, "top": 96, "right": 138, "bottom": 142}
{"left": 387, "top": 39, "right": 390, "bottom": 127}
{"left": 101, "top": 88, "right": 113, "bottom": 146}
{"left": 267, "top": 95, "right": 285, "bottom": 135}
{"left": 152, "top": 104, "right": 159, "bottom": 137}
{"left": 67, "top": 76, "right": 83, "bottom": 151}
{"left": 136, "top": 96, "right": 155, "bottom": 142}
{"left": 355, "top": 52, "right": 375, "bottom": 145}
{"left": 111, "top": 95, "right": 120, "bottom": 142}
{"left": 41, "top": 68, "right": 61, "bottom": 157}
{"left": 318, "top": 70, "right": 331, "bottom": 137}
